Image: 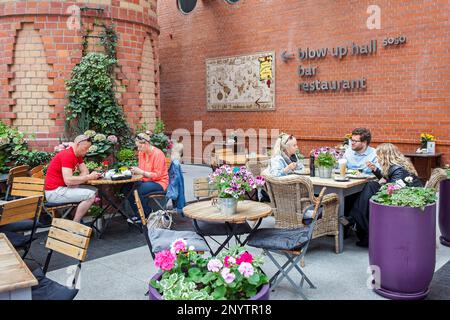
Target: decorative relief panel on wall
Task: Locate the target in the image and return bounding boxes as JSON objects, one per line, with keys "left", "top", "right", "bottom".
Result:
{"left": 206, "top": 51, "right": 275, "bottom": 111}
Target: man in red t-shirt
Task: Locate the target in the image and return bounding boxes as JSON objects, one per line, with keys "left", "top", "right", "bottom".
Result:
{"left": 45, "top": 135, "right": 101, "bottom": 222}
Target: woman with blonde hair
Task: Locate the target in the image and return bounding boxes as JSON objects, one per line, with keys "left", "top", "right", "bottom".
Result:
{"left": 348, "top": 143, "right": 422, "bottom": 247}
{"left": 265, "top": 133, "right": 304, "bottom": 176}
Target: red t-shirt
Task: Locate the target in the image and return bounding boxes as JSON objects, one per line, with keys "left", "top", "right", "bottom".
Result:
{"left": 44, "top": 147, "right": 84, "bottom": 191}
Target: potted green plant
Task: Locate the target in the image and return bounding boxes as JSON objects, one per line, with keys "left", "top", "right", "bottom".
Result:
{"left": 149, "top": 241, "right": 269, "bottom": 300}
{"left": 0, "top": 120, "right": 30, "bottom": 173}
{"left": 208, "top": 165, "right": 265, "bottom": 214}
{"left": 312, "top": 147, "right": 340, "bottom": 178}
{"left": 369, "top": 178, "right": 437, "bottom": 300}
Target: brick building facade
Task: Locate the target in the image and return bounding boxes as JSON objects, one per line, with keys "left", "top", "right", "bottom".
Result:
{"left": 0, "top": 0, "right": 160, "bottom": 151}
{"left": 158, "top": 0, "right": 449, "bottom": 164}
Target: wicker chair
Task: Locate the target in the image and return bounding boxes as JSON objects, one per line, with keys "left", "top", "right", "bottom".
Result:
{"left": 262, "top": 174, "right": 340, "bottom": 253}
{"left": 425, "top": 168, "right": 447, "bottom": 191}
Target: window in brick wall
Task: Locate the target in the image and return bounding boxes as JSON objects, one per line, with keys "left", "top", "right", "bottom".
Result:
{"left": 177, "top": 0, "right": 197, "bottom": 14}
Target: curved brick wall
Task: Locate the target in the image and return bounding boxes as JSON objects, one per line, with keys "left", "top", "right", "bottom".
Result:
{"left": 0, "top": 0, "right": 160, "bottom": 151}
{"left": 158, "top": 0, "right": 449, "bottom": 164}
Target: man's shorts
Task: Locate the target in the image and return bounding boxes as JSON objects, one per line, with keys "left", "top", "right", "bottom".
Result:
{"left": 45, "top": 185, "right": 97, "bottom": 204}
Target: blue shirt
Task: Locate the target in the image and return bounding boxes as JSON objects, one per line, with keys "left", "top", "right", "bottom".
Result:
{"left": 267, "top": 155, "right": 304, "bottom": 177}
{"left": 343, "top": 146, "right": 379, "bottom": 174}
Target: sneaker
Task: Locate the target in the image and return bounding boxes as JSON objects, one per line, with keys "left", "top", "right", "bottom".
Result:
{"left": 127, "top": 216, "right": 141, "bottom": 224}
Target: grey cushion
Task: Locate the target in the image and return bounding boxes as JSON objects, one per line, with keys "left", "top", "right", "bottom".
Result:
{"left": 247, "top": 227, "right": 310, "bottom": 251}
{"left": 31, "top": 268, "right": 78, "bottom": 300}
{"left": 195, "top": 221, "right": 252, "bottom": 236}
{"left": 149, "top": 228, "right": 210, "bottom": 253}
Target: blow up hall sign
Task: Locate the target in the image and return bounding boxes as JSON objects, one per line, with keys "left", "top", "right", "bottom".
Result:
{"left": 292, "top": 35, "right": 407, "bottom": 93}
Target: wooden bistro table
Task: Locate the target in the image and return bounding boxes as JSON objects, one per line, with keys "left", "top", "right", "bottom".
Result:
{"left": 183, "top": 200, "right": 272, "bottom": 256}
{"left": 0, "top": 233, "right": 38, "bottom": 300}
{"left": 87, "top": 175, "right": 143, "bottom": 238}
{"left": 294, "top": 170, "right": 373, "bottom": 253}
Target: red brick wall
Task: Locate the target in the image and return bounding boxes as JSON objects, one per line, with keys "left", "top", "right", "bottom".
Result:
{"left": 0, "top": 0, "right": 160, "bottom": 152}
{"left": 158, "top": 0, "right": 450, "bottom": 164}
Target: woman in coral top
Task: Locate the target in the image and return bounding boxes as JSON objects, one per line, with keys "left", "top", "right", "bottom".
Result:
{"left": 126, "top": 132, "right": 169, "bottom": 219}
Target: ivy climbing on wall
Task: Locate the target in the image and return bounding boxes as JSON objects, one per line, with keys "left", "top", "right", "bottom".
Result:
{"left": 65, "top": 15, "right": 133, "bottom": 147}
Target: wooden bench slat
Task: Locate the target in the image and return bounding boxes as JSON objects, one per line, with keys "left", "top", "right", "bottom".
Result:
{"left": 45, "top": 238, "right": 88, "bottom": 261}
{"left": 51, "top": 218, "right": 92, "bottom": 237}
{"left": 12, "top": 177, "right": 44, "bottom": 184}
{"left": 48, "top": 227, "right": 90, "bottom": 250}
{"left": 11, "top": 190, "right": 43, "bottom": 198}
{"left": 12, "top": 183, "right": 44, "bottom": 191}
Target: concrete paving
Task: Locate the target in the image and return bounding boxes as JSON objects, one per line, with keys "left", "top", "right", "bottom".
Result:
{"left": 46, "top": 164, "right": 450, "bottom": 300}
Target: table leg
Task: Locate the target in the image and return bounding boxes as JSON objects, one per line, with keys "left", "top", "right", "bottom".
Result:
{"left": 337, "top": 190, "right": 345, "bottom": 254}
{"left": 92, "top": 182, "right": 140, "bottom": 238}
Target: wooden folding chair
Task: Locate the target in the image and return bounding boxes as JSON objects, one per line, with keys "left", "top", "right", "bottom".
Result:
{"left": 29, "top": 165, "right": 45, "bottom": 179}
{"left": 0, "top": 195, "right": 43, "bottom": 259}
{"left": 10, "top": 177, "right": 77, "bottom": 220}
{"left": 193, "top": 177, "right": 218, "bottom": 202}
{"left": 43, "top": 218, "right": 92, "bottom": 289}
{"left": 247, "top": 188, "right": 327, "bottom": 299}
{"left": 134, "top": 190, "right": 209, "bottom": 259}
{"left": 4, "top": 165, "right": 29, "bottom": 200}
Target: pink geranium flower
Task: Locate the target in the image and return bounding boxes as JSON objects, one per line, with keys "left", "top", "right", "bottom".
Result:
{"left": 238, "top": 262, "right": 254, "bottom": 278}
{"left": 154, "top": 250, "right": 176, "bottom": 271}
{"left": 221, "top": 267, "right": 236, "bottom": 284}
{"left": 236, "top": 252, "right": 253, "bottom": 265}
{"left": 170, "top": 238, "right": 187, "bottom": 254}
{"left": 224, "top": 256, "right": 236, "bottom": 268}
{"left": 207, "top": 259, "right": 223, "bottom": 272}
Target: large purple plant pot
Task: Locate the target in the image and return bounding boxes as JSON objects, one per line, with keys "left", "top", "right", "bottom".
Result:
{"left": 369, "top": 200, "right": 436, "bottom": 300}
{"left": 439, "top": 179, "right": 450, "bottom": 247}
{"left": 149, "top": 272, "right": 270, "bottom": 300}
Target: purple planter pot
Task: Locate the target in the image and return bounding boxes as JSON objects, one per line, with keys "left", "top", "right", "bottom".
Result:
{"left": 149, "top": 272, "right": 270, "bottom": 300}
{"left": 439, "top": 179, "right": 450, "bottom": 247}
{"left": 369, "top": 200, "right": 436, "bottom": 300}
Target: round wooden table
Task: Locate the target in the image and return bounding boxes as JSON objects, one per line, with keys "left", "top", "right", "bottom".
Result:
{"left": 183, "top": 200, "right": 272, "bottom": 255}
{"left": 183, "top": 200, "right": 272, "bottom": 224}
{"left": 87, "top": 175, "right": 143, "bottom": 186}
{"left": 86, "top": 175, "right": 143, "bottom": 237}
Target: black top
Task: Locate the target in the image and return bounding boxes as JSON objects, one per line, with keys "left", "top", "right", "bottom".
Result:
{"left": 373, "top": 165, "right": 423, "bottom": 187}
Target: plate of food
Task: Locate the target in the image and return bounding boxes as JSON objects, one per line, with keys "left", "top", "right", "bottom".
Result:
{"left": 334, "top": 176, "right": 350, "bottom": 182}
{"left": 346, "top": 169, "right": 369, "bottom": 179}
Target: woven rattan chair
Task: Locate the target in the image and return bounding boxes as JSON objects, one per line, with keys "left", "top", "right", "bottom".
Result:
{"left": 425, "top": 168, "right": 447, "bottom": 191}
{"left": 262, "top": 174, "right": 340, "bottom": 253}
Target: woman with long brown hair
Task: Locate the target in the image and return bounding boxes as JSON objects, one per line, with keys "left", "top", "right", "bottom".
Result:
{"left": 348, "top": 143, "right": 422, "bottom": 247}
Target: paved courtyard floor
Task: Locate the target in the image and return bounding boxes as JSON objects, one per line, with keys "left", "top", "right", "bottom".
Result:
{"left": 41, "top": 164, "right": 450, "bottom": 300}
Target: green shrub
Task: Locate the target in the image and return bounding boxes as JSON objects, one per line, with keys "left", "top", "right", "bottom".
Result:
{"left": 15, "top": 150, "right": 54, "bottom": 168}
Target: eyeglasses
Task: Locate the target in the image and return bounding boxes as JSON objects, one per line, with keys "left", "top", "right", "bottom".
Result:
{"left": 351, "top": 139, "right": 361, "bottom": 143}
{"left": 136, "top": 134, "right": 150, "bottom": 143}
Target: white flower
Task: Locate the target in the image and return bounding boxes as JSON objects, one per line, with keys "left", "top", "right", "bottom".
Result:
{"left": 188, "top": 245, "right": 195, "bottom": 251}
{"left": 88, "top": 145, "right": 98, "bottom": 153}
{"left": 84, "top": 130, "right": 96, "bottom": 137}
{"left": 93, "top": 134, "right": 106, "bottom": 142}
{"left": 405, "top": 176, "right": 413, "bottom": 184}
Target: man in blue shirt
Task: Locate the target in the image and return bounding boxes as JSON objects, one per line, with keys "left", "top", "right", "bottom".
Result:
{"left": 344, "top": 128, "right": 379, "bottom": 174}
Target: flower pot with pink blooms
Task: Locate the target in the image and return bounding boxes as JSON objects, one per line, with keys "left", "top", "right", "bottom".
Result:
{"left": 149, "top": 240, "right": 269, "bottom": 300}
{"left": 208, "top": 165, "right": 265, "bottom": 215}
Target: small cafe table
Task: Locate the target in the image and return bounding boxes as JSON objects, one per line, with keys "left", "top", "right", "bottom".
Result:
{"left": 404, "top": 152, "right": 443, "bottom": 185}
{"left": 0, "top": 233, "right": 38, "bottom": 300}
{"left": 183, "top": 200, "right": 272, "bottom": 256}
{"left": 87, "top": 175, "right": 143, "bottom": 238}
{"left": 294, "top": 169, "right": 373, "bottom": 253}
